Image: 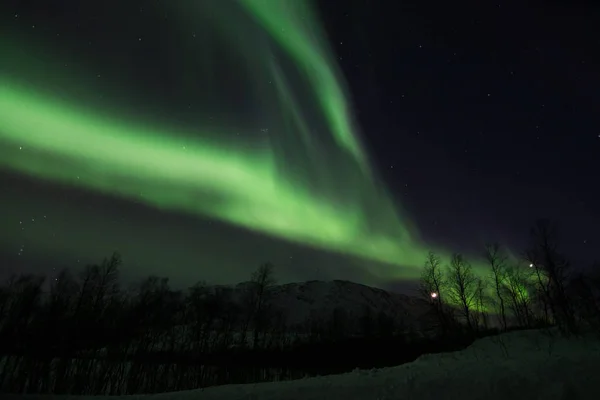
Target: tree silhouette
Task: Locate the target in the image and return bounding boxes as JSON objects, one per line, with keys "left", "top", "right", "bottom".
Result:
{"left": 239, "top": 263, "right": 277, "bottom": 349}
{"left": 484, "top": 243, "right": 509, "bottom": 330}
{"left": 526, "top": 219, "right": 576, "bottom": 333}
{"left": 446, "top": 254, "right": 477, "bottom": 332}
{"left": 419, "top": 251, "right": 449, "bottom": 334}
{"left": 503, "top": 264, "right": 534, "bottom": 327}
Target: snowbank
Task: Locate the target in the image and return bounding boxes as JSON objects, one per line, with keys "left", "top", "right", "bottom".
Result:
{"left": 6, "top": 329, "right": 600, "bottom": 400}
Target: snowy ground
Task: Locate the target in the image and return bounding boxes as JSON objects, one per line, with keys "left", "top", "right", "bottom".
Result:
{"left": 6, "top": 329, "right": 600, "bottom": 400}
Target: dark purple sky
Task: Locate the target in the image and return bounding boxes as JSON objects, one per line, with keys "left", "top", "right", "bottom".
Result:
{"left": 321, "top": 0, "right": 599, "bottom": 264}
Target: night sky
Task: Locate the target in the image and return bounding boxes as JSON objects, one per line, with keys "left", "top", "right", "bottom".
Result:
{"left": 1, "top": 0, "right": 598, "bottom": 292}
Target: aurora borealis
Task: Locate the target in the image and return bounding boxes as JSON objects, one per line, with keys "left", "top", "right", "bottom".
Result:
{"left": 0, "top": 79, "right": 424, "bottom": 270}
{"left": 0, "top": 0, "right": 434, "bottom": 284}
{"left": 1, "top": 0, "right": 597, "bottom": 289}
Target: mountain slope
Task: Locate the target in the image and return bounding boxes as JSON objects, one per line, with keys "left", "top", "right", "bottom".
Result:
{"left": 231, "top": 279, "right": 430, "bottom": 330}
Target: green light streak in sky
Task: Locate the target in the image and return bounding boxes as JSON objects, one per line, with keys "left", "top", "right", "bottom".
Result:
{"left": 0, "top": 0, "right": 493, "bottom": 282}
{"left": 239, "top": 0, "right": 368, "bottom": 170}
{"left": 0, "top": 81, "right": 427, "bottom": 275}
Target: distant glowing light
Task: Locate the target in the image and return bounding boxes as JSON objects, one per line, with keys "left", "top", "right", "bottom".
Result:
{"left": 431, "top": 292, "right": 438, "bottom": 298}
{"left": 529, "top": 263, "right": 534, "bottom": 268}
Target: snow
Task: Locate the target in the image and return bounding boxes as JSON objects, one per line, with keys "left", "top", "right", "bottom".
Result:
{"left": 236, "top": 280, "right": 430, "bottom": 328}
{"left": 6, "top": 329, "right": 600, "bottom": 400}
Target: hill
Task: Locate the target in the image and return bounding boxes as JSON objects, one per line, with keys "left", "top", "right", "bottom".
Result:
{"left": 225, "top": 279, "right": 431, "bottom": 331}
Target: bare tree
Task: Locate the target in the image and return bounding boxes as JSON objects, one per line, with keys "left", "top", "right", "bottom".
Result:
{"left": 484, "top": 243, "right": 508, "bottom": 330}
{"left": 251, "top": 263, "right": 276, "bottom": 349}
{"left": 446, "top": 254, "right": 477, "bottom": 331}
{"left": 239, "top": 263, "right": 276, "bottom": 349}
{"left": 418, "top": 251, "right": 448, "bottom": 334}
{"left": 419, "top": 252, "right": 444, "bottom": 300}
{"left": 526, "top": 219, "right": 576, "bottom": 333}
{"left": 503, "top": 265, "right": 534, "bottom": 327}
{"left": 473, "top": 277, "right": 489, "bottom": 330}
{"left": 0, "top": 274, "right": 46, "bottom": 393}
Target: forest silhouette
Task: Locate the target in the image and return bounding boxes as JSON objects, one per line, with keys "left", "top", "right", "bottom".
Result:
{"left": 1, "top": 219, "right": 598, "bottom": 395}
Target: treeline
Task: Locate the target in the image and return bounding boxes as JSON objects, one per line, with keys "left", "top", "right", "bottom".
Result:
{"left": 0, "top": 261, "right": 287, "bottom": 394}
{"left": 0, "top": 219, "right": 597, "bottom": 395}
{"left": 418, "top": 219, "right": 600, "bottom": 337}
{"left": 0, "top": 257, "right": 475, "bottom": 395}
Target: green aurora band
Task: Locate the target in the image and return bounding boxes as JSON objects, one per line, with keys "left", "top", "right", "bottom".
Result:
{"left": 0, "top": 0, "right": 496, "bottom": 282}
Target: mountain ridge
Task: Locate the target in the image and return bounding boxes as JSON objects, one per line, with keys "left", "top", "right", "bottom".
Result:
{"left": 214, "top": 279, "right": 431, "bottom": 331}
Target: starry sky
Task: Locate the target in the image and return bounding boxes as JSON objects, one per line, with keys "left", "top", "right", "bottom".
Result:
{"left": 0, "top": 0, "right": 598, "bottom": 292}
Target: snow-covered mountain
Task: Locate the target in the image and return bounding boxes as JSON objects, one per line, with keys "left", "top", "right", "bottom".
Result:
{"left": 229, "top": 279, "right": 431, "bottom": 330}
